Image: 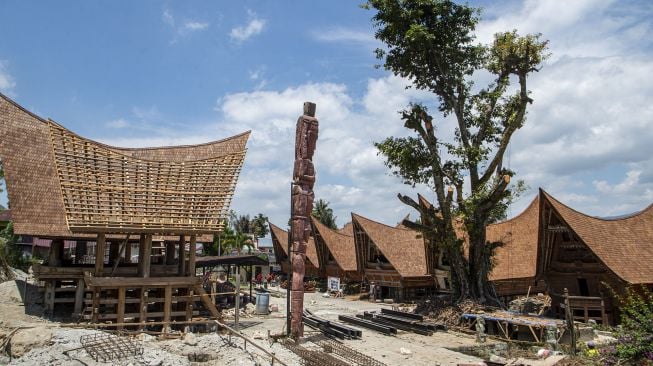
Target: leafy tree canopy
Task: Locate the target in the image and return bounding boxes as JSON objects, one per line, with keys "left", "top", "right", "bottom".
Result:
{"left": 312, "top": 199, "right": 338, "bottom": 230}
{"left": 365, "top": 0, "right": 548, "bottom": 304}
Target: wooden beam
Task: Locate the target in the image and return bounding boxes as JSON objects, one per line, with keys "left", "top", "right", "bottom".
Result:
{"left": 139, "top": 288, "right": 148, "bottom": 331}
{"left": 188, "top": 235, "right": 196, "bottom": 276}
{"left": 178, "top": 235, "right": 186, "bottom": 276}
{"left": 95, "top": 234, "right": 106, "bottom": 276}
{"left": 86, "top": 275, "right": 201, "bottom": 288}
{"left": 194, "top": 284, "right": 221, "bottom": 320}
{"left": 109, "top": 240, "right": 120, "bottom": 266}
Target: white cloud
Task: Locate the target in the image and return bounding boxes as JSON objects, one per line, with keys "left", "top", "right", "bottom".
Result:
{"left": 311, "top": 27, "right": 376, "bottom": 45}
{"left": 162, "top": 7, "right": 209, "bottom": 44}
{"left": 0, "top": 60, "right": 16, "bottom": 94}
{"left": 106, "top": 118, "right": 129, "bottom": 129}
{"left": 230, "top": 10, "right": 266, "bottom": 43}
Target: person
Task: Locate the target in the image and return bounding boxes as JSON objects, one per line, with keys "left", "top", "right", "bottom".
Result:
{"left": 265, "top": 273, "right": 272, "bottom": 288}
{"left": 256, "top": 273, "right": 263, "bottom": 288}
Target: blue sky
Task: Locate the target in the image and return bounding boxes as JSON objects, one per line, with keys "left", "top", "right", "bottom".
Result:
{"left": 2, "top": 1, "right": 653, "bottom": 232}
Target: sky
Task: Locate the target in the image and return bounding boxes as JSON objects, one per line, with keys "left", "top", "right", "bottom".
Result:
{"left": 1, "top": 0, "right": 653, "bottom": 236}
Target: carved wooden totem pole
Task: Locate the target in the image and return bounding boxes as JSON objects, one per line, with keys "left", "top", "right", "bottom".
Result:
{"left": 290, "top": 102, "right": 318, "bottom": 338}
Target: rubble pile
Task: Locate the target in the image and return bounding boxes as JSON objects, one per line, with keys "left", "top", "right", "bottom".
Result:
{"left": 412, "top": 296, "right": 489, "bottom": 328}
{"left": 508, "top": 294, "right": 551, "bottom": 315}
{"left": 279, "top": 280, "right": 316, "bottom": 292}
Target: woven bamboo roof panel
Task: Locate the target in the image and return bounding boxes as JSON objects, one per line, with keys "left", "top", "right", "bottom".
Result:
{"left": 310, "top": 216, "right": 357, "bottom": 272}
{"left": 268, "top": 222, "right": 319, "bottom": 269}
{"left": 486, "top": 196, "right": 540, "bottom": 281}
{"left": 351, "top": 213, "right": 428, "bottom": 278}
{"left": 542, "top": 190, "right": 653, "bottom": 284}
{"left": 0, "top": 93, "right": 248, "bottom": 236}
{"left": 47, "top": 121, "right": 246, "bottom": 234}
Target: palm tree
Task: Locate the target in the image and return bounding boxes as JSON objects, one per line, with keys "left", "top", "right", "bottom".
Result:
{"left": 312, "top": 199, "right": 337, "bottom": 229}
{"left": 222, "top": 230, "right": 254, "bottom": 255}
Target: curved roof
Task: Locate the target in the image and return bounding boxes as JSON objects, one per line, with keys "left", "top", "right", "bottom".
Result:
{"left": 310, "top": 216, "right": 357, "bottom": 272}
{"left": 542, "top": 190, "right": 653, "bottom": 284}
{"left": 486, "top": 196, "right": 540, "bottom": 281}
{"left": 268, "top": 223, "right": 319, "bottom": 269}
{"left": 351, "top": 213, "right": 428, "bottom": 278}
{"left": 0, "top": 92, "right": 248, "bottom": 236}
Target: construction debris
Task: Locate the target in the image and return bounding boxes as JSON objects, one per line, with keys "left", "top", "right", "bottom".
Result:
{"left": 508, "top": 294, "right": 552, "bottom": 315}
{"left": 78, "top": 333, "right": 143, "bottom": 362}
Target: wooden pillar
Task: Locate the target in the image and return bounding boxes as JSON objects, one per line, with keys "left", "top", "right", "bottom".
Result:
{"left": 235, "top": 265, "right": 241, "bottom": 331}
{"left": 178, "top": 235, "right": 186, "bottom": 276}
{"left": 141, "top": 235, "right": 152, "bottom": 278}
{"left": 95, "top": 234, "right": 106, "bottom": 276}
{"left": 117, "top": 287, "right": 126, "bottom": 330}
{"left": 137, "top": 235, "right": 145, "bottom": 276}
{"left": 139, "top": 288, "right": 148, "bottom": 330}
{"left": 74, "top": 278, "right": 85, "bottom": 316}
{"left": 109, "top": 241, "right": 120, "bottom": 266}
{"left": 165, "top": 242, "right": 176, "bottom": 265}
{"left": 44, "top": 280, "right": 55, "bottom": 314}
{"left": 188, "top": 235, "right": 196, "bottom": 276}
{"left": 48, "top": 239, "right": 64, "bottom": 267}
{"left": 124, "top": 242, "right": 132, "bottom": 264}
{"left": 163, "top": 285, "right": 172, "bottom": 333}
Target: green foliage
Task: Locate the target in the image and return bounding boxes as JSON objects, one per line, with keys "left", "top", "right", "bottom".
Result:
{"left": 250, "top": 213, "right": 270, "bottom": 238}
{"left": 611, "top": 286, "right": 653, "bottom": 362}
{"left": 312, "top": 199, "right": 338, "bottom": 230}
{"left": 0, "top": 222, "right": 27, "bottom": 270}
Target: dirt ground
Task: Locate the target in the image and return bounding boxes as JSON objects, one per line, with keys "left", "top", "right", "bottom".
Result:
{"left": 0, "top": 275, "right": 565, "bottom": 366}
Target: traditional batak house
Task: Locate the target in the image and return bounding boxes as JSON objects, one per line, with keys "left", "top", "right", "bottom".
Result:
{"left": 268, "top": 222, "right": 320, "bottom": 278}
{"left": 0, "top": 92, "right": 248, "bottom": 330}
{"left": 309, "top": 216, "right": 361, "bottom": 282}
{"left": 537, "top": 189, "right": 653, "bottom": 325}
{"left": 486, "top": 196, "right": 545, "bottom": 301}
{"left": 351, "top": 213, "right": 436, "bottom": 301}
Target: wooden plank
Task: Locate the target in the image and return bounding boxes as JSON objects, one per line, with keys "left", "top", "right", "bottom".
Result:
{"left": 92, "top": 288, "right": 101, "bottom": 323}
{"left": 163, "top": 286, "right": 172, "bottom": 333}
{"left": 186, "top": 289, "right": 194, "bottom": 322}
{"left": 95, "top": 234, "right": 106, "bottom": 276}
{"left": 117, "top": 287, "right": 126, "bottom": 329}
{"left": 194, "top": 284, "right": 221, "bottom": 320}
{"left": 137, "top": 235, "right": 146, "bottom": 276}
{"left": 86, "top": 276, "right": 200, "bottom": 288}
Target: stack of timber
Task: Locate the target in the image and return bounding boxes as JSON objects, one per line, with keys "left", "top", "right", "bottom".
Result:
{"left": 356, "top": 308, "right": 446, "bottom": 336}
{"left": 303, "top": 310, "right": 362, "bottom": 340}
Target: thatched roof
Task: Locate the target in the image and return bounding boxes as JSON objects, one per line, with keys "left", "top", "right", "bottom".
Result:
{"left": 0, "top": 93, "right": 248, "bottom": 237}
{"left": 351, "top": 213, "right": 428, "bottom": 278}
{"left": 310, "top": 216, "right": 357, "bottom": 272}
{"left": 486, "top": 196, "right": 540, "bottom": 281}
{"left": 268, "top": 223, "right": 319, "bottom": 269}
{"left": 542, "top": 190, "right": 653, "bottom": 284}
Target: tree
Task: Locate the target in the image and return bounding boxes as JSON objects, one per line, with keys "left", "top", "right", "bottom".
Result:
{"left": 312, "top": 199, "right": 337, "bottom": 230}
{"left": 222, "top": 229, "right": 254, "bottom": 255}
{"left": 366, "top": 0, "right": 548, "bottom": 305}
{"left": 249, "top": 213, "right": 270, "bottom": 239}
{"left": 233, "top": 214, "right": 251, "bottom": 234}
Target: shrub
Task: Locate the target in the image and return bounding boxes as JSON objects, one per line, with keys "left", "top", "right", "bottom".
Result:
{"left": 605, "top": 285, "right": 653, "bottom": 364}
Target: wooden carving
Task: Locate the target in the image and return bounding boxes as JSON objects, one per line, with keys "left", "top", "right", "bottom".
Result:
{"left": 290, "top": 102, "right": 318, "bottom": 338}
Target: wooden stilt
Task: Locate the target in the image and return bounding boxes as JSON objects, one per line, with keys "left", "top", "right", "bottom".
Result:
{"left": 48, "top": 239, "right": 64, "bottom": 267}
{"left": 178, "top": 235, "right": 186, "bottom": 276}
{"left": 109, "top": 240, "right": 120, "bottom": 265}
{"left": 137, "top": 235, "right": 146, "bottom": 276}
{"left": 139, "top": 288, "right": 148, "bottom": 331}
{"left": 117, "top": 287, "right": 126, "bottom": 330}
{"left": 188, "top": 235, "right": 196, "bottom": 276}
{"left": 163, "top": 285, "right": 172, "bottom": 333}
{"left": 74, "top": 278, "right": 85, "bottom": 316}
{"left": 92, "top": 288, "right": 101, "bottom": 323}
{"left": 95, "top": 234, "right": 106, "bottom": 276}
{"left": 45, "top": 280, "right": 55, "bottom": 314}
{"left": 142, "top": 235, "right": 152, "bottom": 278}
